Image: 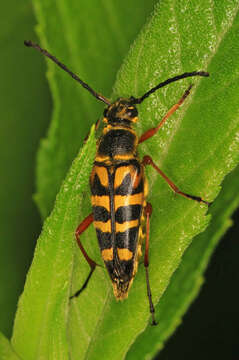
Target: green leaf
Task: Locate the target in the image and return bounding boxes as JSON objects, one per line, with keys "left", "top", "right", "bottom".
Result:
{"left": 12, "top": 128, "right": 96, "bottom": 359}
{"left": 33, "top": 0, "right": 156, "bottom": 218}
{"left": 0, "top": 332, "right": 20, "bottom": 360}
{"left": 12, "top": 1, "right": 239, "bottom": 359}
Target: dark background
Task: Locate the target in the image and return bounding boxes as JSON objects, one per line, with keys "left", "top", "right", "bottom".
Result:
{"left": 159, "top": 208, "right": 239, "bottom": 359}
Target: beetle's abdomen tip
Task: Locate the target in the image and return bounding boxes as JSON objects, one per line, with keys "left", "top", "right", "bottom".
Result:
{"left": 112, "top": 281, "right": 131, "bottom": 300}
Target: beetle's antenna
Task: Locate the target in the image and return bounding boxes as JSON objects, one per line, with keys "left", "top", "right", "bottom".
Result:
{"left": 24, "top": 40, "right": 111, "bottom": 105}
{"left": 131, "top": 71, "right": 209, "bottom": 104}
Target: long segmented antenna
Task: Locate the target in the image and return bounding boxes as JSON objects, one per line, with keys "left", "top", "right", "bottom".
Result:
{"left": 131, "top": 71, "right": 209, "bottom": 104}
{"left": 24, "top": 40, "right": 111, "bottom": 105}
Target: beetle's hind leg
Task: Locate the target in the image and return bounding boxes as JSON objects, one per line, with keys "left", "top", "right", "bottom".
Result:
{"left": 70, "top": 213, "right": 100, "bottom": 299}
{"left": 143, "top": 202, "right": 157, "bottom": 326}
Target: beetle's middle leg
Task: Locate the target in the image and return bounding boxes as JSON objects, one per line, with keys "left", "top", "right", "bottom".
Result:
{"left": 142, "top": 155, "right": 210, "bottom": 205}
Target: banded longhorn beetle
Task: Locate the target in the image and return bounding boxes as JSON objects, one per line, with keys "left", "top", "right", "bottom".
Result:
{"left": 25, "top": 40, "right": 209, "bottom": 325}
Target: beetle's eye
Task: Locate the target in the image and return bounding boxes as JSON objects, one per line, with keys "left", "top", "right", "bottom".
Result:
{"left": 127, "top": 107, "right": 137, "bottom": 118}
{"left": 103, "top": 109, "right": 108, "bottom": 117}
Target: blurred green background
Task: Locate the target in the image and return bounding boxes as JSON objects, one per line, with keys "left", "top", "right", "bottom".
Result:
{"left": 0, "top": 0, "right": 51, "bottom": 338}
{"left": 0, "top": 1, "right": 238, "bottom": 359}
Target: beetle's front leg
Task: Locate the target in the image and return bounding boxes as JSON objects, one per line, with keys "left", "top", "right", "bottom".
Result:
{"left": 139, "top": 85, "right": 193, "bottom": 144}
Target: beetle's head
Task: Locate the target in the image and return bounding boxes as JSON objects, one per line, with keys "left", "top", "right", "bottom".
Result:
{"left": 103, "top": 98, "right": 138, "bottom": 126}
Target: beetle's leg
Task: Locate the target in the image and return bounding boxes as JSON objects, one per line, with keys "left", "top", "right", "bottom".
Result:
{"left": 70, "top": 213, "right": 99, "bottom": 299}
{"left": 139, "top": 85, "right": 192, "bottom": 144}
{"left": 142, "top": 155, "right": 210, "bottom": 205}
{"left": 144, "top": 202, "right": 157, "bottom": 326}
{"left": 95, "top": 117, "right": 101, "bottom": 130}
{"left": 84, "top": 118, "right": 101, "bottom": 142}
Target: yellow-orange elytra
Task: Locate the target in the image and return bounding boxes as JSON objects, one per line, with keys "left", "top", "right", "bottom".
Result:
{"left": 117, "top": 248, "right": 133, "bottom": 261}
{"left": 101, "top": 248, "right": 113, "bottom": 261}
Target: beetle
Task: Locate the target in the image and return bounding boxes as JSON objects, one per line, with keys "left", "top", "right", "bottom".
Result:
{"left": 25, "top": 40, "right": 209, "bottom": 325}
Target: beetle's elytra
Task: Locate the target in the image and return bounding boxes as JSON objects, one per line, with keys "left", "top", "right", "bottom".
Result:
{"left": 25, "top": 40, "right": 210, "bottom": 325}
